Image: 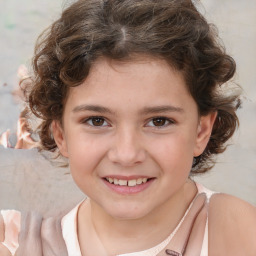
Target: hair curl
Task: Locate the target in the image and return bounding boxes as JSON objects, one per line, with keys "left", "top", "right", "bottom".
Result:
{"left": 29, "top": 0, "right": 241, "bottom": 173}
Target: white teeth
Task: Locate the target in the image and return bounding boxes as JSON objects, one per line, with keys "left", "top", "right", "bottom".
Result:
{"left": 128, "top": 179, "right": 137, "bottom": 187}
{"left": 106, "top": 177, "right": 149, "bottom": 186}
{"left": 142, "top": 178, "right": 147, "bottom": 183}
{"left": 119, "top": 180, "right": 128, "bottom": 186}
{"left": 136, "top": 178, "right": 143, "bottom": 185}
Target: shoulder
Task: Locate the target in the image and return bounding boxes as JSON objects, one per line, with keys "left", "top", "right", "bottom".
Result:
{"left": 208, "top": 193, "right": 256, "bottom": 255}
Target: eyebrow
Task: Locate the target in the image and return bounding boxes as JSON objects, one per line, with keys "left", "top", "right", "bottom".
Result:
{"left": 140, "top": 105, "right": 184, "bottom": 115}
{"left": 72, "top": 104, "right": 184, "bottom": 115}
{"left": 72, "top": 104, "right": 114, "bottom": 114}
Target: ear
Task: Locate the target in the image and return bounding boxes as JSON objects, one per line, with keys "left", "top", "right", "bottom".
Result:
{"left": 193, "top": 111, "right": 217, "bottom": 157}
{"left": 51, "top": 120, "right": 69, "bottom": 158}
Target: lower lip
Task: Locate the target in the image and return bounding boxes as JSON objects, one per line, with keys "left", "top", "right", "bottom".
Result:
{"left": 103, "top": 178, "right": 155, "bottom": 195}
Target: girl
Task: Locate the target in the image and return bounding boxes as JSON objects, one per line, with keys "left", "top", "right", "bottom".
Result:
{"left": 1, "top": 0, "right": 255, "bottom": 255}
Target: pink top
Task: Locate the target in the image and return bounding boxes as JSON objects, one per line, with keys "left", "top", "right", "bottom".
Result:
{"left": 1, "top": 183, "right": 215, "bottom": 255}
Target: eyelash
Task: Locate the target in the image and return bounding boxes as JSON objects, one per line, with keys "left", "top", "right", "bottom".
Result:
{"left": 82, "top": 116, "right": 110, "bottom": 127}
{"left": 146, "top": 117, "right": 175, "bottom": 128}
{"left": 82, "top": 116, "right": 175, "bottom": 128}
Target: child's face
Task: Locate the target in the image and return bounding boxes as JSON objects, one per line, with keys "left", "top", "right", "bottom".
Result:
{"left": 53, "top": 57, "right": 215, "bottom": 220}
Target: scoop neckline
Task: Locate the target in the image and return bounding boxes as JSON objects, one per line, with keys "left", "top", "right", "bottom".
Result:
{"left": 67, "top": 181, "right": 201, "bottom": 256}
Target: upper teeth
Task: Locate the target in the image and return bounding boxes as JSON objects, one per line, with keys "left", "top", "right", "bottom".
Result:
{"left": 106, "top": 177, "right": 148, "bottom": 186}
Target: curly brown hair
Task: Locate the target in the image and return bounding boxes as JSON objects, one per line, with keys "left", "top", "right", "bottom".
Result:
{"left": 28, "top": 0, "right": 241, "bottom": 173}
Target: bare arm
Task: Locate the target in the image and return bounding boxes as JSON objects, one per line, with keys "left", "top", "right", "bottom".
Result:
{"left": 209, "top": 193, "right": 256, "bottom": 256}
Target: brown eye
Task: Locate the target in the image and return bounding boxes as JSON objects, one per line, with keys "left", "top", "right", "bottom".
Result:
{"left": 146, "top": 117, "right": 174, "bottom": 128}
{"left": 91, "top": 117, "right": 105, "bottom": 126}
{"left": 152, "top": 118, "right": 167, "bottom": 126}
{"left": 85, "top": 117, "right": 108, "bottom": 127}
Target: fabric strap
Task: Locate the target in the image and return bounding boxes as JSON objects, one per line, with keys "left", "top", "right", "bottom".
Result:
{"left": 157, "top": 193, "right": 207, "bottom": 256}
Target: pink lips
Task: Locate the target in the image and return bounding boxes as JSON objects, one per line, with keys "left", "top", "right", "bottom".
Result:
{"left": 103, "top": 175, "right": 151, "bottom": 180}
{"left": 102, "top": 177, "right": 155, "bottom": 195}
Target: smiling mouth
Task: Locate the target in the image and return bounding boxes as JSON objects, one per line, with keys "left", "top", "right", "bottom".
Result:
{"left": 104, "top": 177, "right": 153, "bottom": 187}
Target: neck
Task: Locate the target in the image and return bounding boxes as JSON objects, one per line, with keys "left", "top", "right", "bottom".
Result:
{"left": 78, "top": 181, "right": 197, "bottom": 255}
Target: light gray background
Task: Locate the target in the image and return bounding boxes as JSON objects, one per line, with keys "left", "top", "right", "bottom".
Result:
{"left": 0, "top": 0, "right": 255, "bottom": 214}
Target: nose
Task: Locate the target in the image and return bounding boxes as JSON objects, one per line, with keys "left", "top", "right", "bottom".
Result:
{"left": 107, "top": 127, "right": 146, "bottom": 167}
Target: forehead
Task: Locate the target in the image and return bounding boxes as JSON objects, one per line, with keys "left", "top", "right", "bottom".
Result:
{"left": 89, "top": 56, "right": 181, "bottom": 78}
{"left": 76, "top": 56, "right": 187, "bottom": 88}
{"left": 65, "top": 56, "right": 193, "bottom": 111}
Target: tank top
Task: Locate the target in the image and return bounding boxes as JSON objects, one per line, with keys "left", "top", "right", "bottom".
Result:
{"left": 0, "top": 183, "right": 216, "bottom": 256}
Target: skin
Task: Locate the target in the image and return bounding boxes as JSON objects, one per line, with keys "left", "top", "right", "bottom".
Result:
{"left": 53, "top": 57, "right": 217, "bottom": 255}
{"left": 208, "top": 194, "right": 256, "bottom": 255}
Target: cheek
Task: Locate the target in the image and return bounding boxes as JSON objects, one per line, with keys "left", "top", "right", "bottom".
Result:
{"left": 67, "top": 135, "right": 109, "bottom": 176}
{"left": 68, "top": 141, "right": 106, "bottom": 195}
{"left": 148, "top": 134, "right": 195, "bottom": 173}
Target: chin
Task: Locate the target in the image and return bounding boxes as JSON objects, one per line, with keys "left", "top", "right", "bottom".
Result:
{"left": 105, "top": 203, "right": 150, "bottom": 220}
